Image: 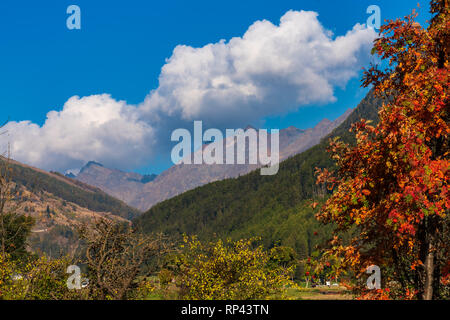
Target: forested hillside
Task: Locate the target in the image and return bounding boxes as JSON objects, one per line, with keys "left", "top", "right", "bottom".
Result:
{"left": 134, "top": 90, "right": 384, "bottom": 257}
{"left": 3, "top": 159, "right": 141, "bottom": 220}
{"left": 0, "top": 158, "right": 141, "bottom": 256}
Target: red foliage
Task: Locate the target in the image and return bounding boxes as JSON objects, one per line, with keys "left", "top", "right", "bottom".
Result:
{"left": 316, "top": 1, "right": 449, "bottom": 299}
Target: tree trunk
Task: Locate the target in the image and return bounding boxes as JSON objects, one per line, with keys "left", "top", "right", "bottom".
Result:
{"left": 433, "top": 261, "right": 441, "bottom": 300}
{"left": 422, "top": 242, "right": 434, "bottom": 300}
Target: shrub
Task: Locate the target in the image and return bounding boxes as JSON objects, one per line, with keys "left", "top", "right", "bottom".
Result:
{"left": 175, "top": 236, "right": 296, "bottom": 300}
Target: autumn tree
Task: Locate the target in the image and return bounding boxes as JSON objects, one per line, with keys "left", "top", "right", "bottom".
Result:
{"left": 316, "top": 0, "right": 449, "bottom": 299}
{"left": 174, "top": 236, "right": 296, "bottom": 300}
{"left": 0, "top": 253, "right": 82, "bottom": 300}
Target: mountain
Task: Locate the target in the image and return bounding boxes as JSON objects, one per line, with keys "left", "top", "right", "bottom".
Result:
{"left": 279, "top": 109, "right": 352, "bottom": 160}
{"left": 74, "top": 109, "right": 352, "bottom": 211}
{"left": 75, "top": 161, "right": 157, "bottom": 205}
{"left": 133, "top": 90, "right": 384, "bottom": 256}
{"left": 131, "top": 110, "right": 352, "bottom": 211}
{"left": 0, "top": 157, "right": 141, "bottom": 256}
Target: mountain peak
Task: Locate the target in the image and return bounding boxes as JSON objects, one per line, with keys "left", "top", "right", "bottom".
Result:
{"left": 88, "top": 160, "right": 103, "bottom": 166}
{"left": 65, "top": 172, "right": 76, "bottom": 178}
{"left": 79, "top": 161, "right": 104, "bottom": 174}
{"left": 85, "top": 161, "right": 104, "bottom": 168}
{"left": 283, "top": 125, "right": 303, "bottom": 133}
{"left": 279, "top": 126, "right": 304, "bottom": 142}
{"left": 315, "top": 118, "right": 332, "bottom": 128}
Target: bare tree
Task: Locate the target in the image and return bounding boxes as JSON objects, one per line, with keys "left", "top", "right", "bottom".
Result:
{"left": 77, "top": 218, "right": 171, "bottom": 300}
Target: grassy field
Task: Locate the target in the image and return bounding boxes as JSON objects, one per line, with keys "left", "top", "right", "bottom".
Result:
{"left": 284, "top": 286, "right": 353, "bottom": 300}
{"left": 141, "top": 277, "right": 354, "bottom": 300}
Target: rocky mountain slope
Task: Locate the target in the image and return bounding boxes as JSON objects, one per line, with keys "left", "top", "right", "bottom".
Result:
{"left": 75, "top": 161, "right": 156, "bottom": 205}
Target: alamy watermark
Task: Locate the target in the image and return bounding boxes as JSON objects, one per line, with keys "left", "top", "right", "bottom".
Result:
{"left": 366, "top": 265, "right": 381, "bottom": 290}
{"left": 171, "top": 121, "right": 280, "bottom": 175}
{"left": 66, "top": 265, "right": 89, "bottom": 290}
{"left": 66, "top": 5, "right": 81, "bottom": 30}
{"left": 367, "top": 5, "right": 381, "bottom": 30}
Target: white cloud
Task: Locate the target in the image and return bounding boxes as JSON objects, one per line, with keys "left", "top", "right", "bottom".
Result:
{"left": 140, "top": 10, "right": 376, "bottom": 127}
{"left": 3, "top": 94, "right": 154, "bottom": 171}
{"left": 0, "top": 10, "right": 377, "bottom": 172}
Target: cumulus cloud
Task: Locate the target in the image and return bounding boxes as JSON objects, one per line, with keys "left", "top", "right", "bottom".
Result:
{"left": 0, "top": 10, "right": 377, "bottom": 172}
{"left": 3, "top": 95, "right": 154, "bottom": 171}
{"left": 140, "top": 10, "right": 376, "bottom": 127}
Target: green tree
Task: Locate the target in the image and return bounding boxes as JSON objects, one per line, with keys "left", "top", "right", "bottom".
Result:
{"left": 0, "top": 159, "right": 35, "bottom": 261}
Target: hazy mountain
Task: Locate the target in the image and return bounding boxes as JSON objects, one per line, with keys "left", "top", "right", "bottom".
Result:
{"left": 131, "top": 109, "right": 351, "bottom": 211}
{"left": 279, "top": 110, "right": 352, "bottom": 160}
{"left": 75, "top": 161, "right": 157, "bottom": 205}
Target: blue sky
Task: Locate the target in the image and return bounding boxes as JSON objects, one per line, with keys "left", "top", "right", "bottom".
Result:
{"left": 0, "top": 0, "right": 431, "bottom": 174}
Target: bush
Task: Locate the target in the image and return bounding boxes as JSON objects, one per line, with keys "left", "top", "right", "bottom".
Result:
{"left": 174, "top": 236, "right": 296, "bottom": 300}
{"left": 0, "top": 254, "right": 80, "bottom": 300}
